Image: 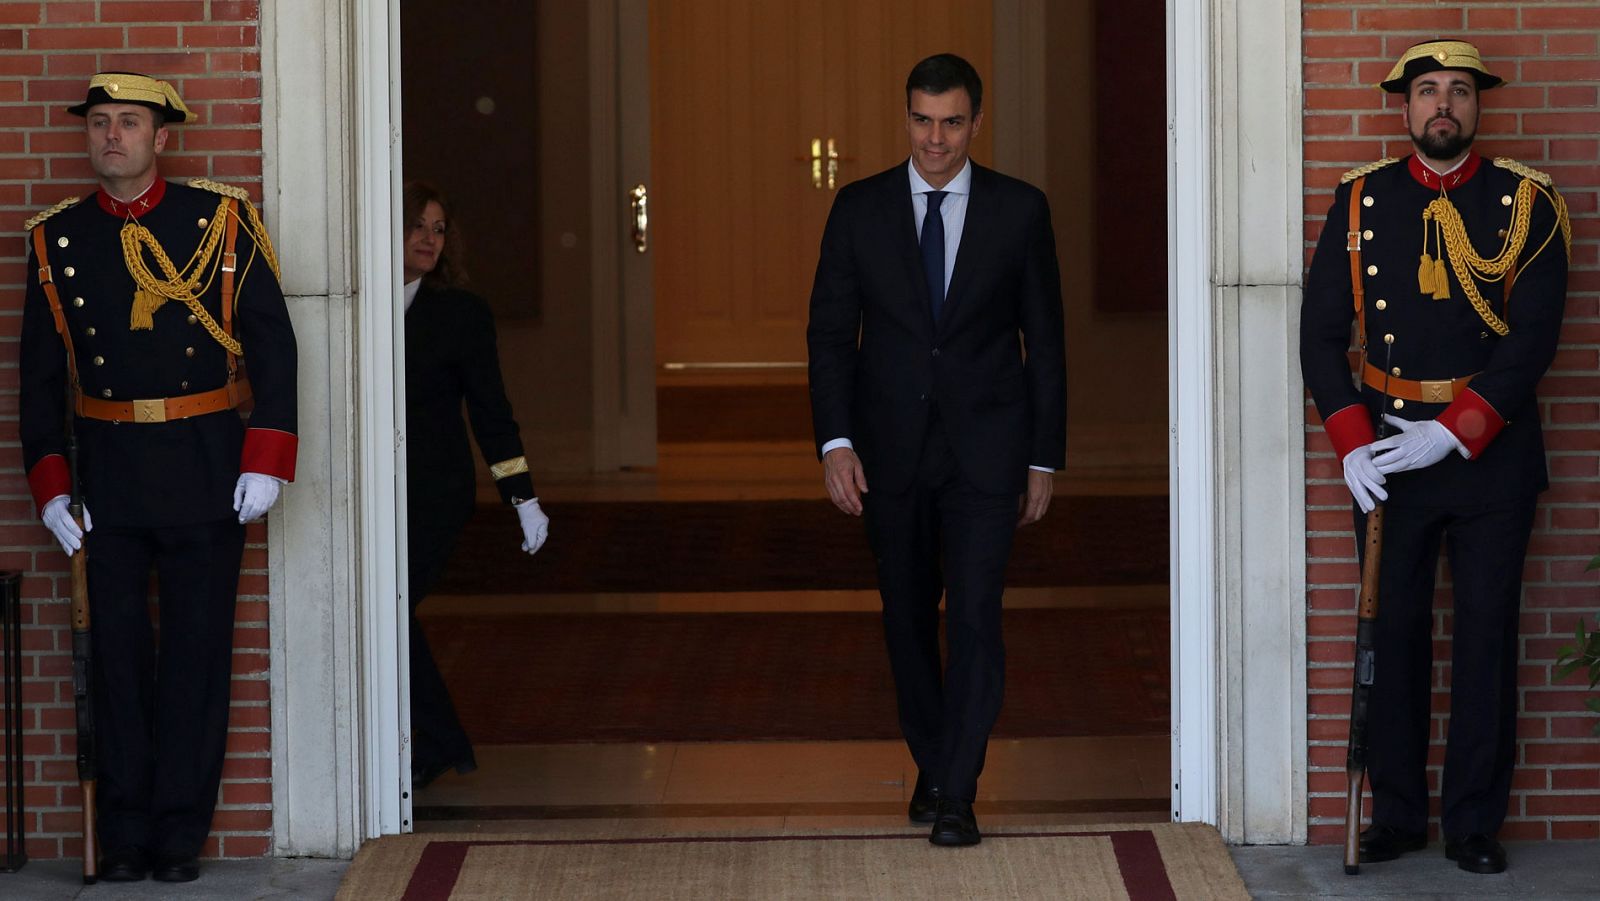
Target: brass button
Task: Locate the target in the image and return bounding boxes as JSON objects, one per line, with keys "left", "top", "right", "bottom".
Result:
{"left": 1366, "top": 265, "right": 1378, "bottom": 276}
{"left": 56, "top": 236, "right": 68, "bottom": 248}
{"left": 107, "top": 81, "right": 120, "bottom": 93}
{"left": 1391, "top": 367, "right": 1401, "bottom": 377}
{"left": 181, "top": 380, "right": 189, "bottom": 390}
{"left": 1363, "top": 229, "right": 1373, "bottom": 241}
{"left": 1481, "top": 331, "right": 1490, "bottom": 339}
{"left": 197, "top": 218, "right": 208, "bottom": 228}
{"left": 72, "top": 296, "right": 84, "bottom": 307}
{"left": 1375, "top": 299, "right": 1387, "bottom": 311}
{"left": 63, "top": 266, "right": 75, "bottom": 277}
{"left": 1362, "top": 196, "right": 1374, "bottom": 208}
{"left": 1498, "top": 228, "right": 1508, "bottom": 237}
{"left": 85, "top": 327, "right": 95, "bottom": 336}
{"left": 1501, "top": 195, "right": 1512, "bottom": 206}
{"left": 1383, "top": 333, "right": 1395, "bottom": 344}
{"left": 185, "top": 346, "right": 196, "bottom": 357}
{"left": 1392, "top": 398, "right": 1405, "bottom": 410}
{"left": 1435, "top": 51, "right": 1448, "bottom": 61}
{"left": 187, "top": 314, "right": 197, "bottom": 325}
{"left": 92, "top": 355, "right": 104, "bottom": 366}
{"left": 101, "top": 388, "right": 112, "bottom": 398}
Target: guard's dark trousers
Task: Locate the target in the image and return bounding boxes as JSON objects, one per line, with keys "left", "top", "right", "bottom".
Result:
{"left": 88, "top": 519, "right": 246, "bottom": 859}
{"left": 865, "top": 414, "right": 1017, "bottom": 802}
{"left": 1355, "top": 497, "right": 1536, "bottom": 840}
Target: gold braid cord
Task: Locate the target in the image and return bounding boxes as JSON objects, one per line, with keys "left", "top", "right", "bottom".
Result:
{"left": 120, "top": 196, "right": 244, "bottom": 356}
{"left": 1423, "top": 175, "right": 1565, "bottom": 338}
{"left": 1340, "top": 158, "right": 1399, "bottom": 185}
{"left": 191, "top": 179, "right": 280, "bottom": 278}
{"left": 24, "top": 196, "right": 80, "bottom": 232}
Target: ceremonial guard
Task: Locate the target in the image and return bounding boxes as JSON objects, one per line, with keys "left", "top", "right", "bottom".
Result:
{"left": 19, "top": 74, "right": 298, "bottom": 883}
{"left": 1301, "top": 42, "right": 1570, "bottom": 874}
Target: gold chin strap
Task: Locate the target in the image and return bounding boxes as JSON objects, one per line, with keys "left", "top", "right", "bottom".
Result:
{"left": 1420, "top": 177, "right": 1569, "bottom": 337}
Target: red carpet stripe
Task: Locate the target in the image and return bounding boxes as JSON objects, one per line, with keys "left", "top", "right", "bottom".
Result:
{"left": 400, "top": 829, "right": 1182, "bottom": 899}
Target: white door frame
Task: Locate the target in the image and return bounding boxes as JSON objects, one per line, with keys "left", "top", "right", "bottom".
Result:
{"left": 281, "top": 0, "right": 1311, "bottom": 848}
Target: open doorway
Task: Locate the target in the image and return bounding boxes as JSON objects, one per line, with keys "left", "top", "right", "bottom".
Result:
{"left": 397, "top": 0, "right": 1171, "bottom": 831}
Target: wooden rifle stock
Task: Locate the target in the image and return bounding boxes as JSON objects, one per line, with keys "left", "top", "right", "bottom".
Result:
{"left": 1343, "top": 502, "right": 1384, "bottom": 875}
{"left": 67, "top": 432, "right": 97, "bottom": 884}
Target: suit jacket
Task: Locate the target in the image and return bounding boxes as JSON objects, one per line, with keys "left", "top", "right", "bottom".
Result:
{"left": 1301, "top": 154, "right": 1568, "bottom": 507}
{"left": 20, "top": 180, "right": 298, "bottom": 528}
{"left": 807, "top": 161, "right": 1067, "bottom": 495}
{"left": 404, "top": 284, "right": 534, "bottom": 536}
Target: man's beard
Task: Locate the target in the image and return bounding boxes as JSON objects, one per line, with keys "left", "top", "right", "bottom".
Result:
{"left": 1411, "top": 115, "right": 1475, "bottom": 160}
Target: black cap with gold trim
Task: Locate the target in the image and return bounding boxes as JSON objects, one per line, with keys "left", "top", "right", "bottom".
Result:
{"left": 1379, "top": 39, "right": 1504, "bottom": 94}
{"left": 66, "top": 72, "right": 193, "bottom": 122}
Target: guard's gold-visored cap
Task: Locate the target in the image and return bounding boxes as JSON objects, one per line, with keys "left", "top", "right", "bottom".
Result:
{"left": 1379, "top": 40, "right": 1504, "bottom": 94}
{"left": 67, "top": 72, "right": 193, "bottom": 122}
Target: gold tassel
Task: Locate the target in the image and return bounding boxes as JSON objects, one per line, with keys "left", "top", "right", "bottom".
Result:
{"left": 129, "top": 288, "right": 166, "bottom": 330}
{"left": 1417, "top": 254, "right": 1436, "bottom": 295}
{"left": 1431, "top": 256, "right": 1450, "bottom": 300}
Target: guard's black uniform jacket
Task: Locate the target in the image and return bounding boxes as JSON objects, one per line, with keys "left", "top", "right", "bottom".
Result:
{"left": 20, "top": 178, "right": 299, "bottom": 521}
{"left": 1301, "top": 153, "right": 1568, "bottom": 504}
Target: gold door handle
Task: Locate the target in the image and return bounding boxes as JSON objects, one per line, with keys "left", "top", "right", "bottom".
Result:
{"left": 807, "top": 138, "right": 845, "bottom": 190}
{"left": 629, "top": 183, "right": 649, "bottom": 254}
{"left": 810, "top": 138, "right": 824, "bottom": 189}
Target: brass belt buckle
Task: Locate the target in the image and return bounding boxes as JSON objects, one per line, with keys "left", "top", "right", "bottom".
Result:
{"left": 132, "top": 398, "right": 167, "bottom": 423}
{"left": 1420, "top": 380, "right": 1453, "bottom": 404}
{"left": 222, "top": 252, "right": 237, "bottom": 273}
{"left": 1346, "top": 230, "right": 1361, "bottom": 252}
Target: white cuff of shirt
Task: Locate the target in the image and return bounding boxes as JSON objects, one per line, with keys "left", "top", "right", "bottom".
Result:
{"left": 821, "top": 437, "right": 854, "bottom": 456}
{"left": 1028, "top": 466, "right": 1054, "bottom": 473}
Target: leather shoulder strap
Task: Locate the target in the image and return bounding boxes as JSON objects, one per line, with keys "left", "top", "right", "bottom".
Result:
{"left": 32, "top": 227, "right": 80, "bottom": 392}
{"left": 1346, "top": 176, "right": 1367, "bottom": 360}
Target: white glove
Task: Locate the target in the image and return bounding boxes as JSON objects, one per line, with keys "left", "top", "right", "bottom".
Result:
{"left": 516, "top": 497, "right": 549, "bottom": 555}
{"left": 41, "top": 495, "right": 91, "bottom": 556}
{"left": 233, "top": 472, "right": 283, "bottom": 523}
{"left": 1371, "top": 415, "right": 1465, "bottom": 476}
{"left": 1341, "top": 445, "right": 1387, "bottom": 514}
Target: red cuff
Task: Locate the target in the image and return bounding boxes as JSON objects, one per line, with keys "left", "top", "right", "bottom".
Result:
{"left": 241, "top": 428, "right": 298, "bottom": 481}
{"left": 1436, "top": 388, "right": 1505, "bottom": 459}
{"left": 28, "top": 455, "right": 70, "bottom": 513}
{"left": 1323, "top": 404, "right": 1377, "bottom": 461}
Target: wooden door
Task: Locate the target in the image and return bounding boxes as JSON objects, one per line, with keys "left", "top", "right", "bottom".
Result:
{"left": 650, "top": 1, "right": 993, "bottom": 373}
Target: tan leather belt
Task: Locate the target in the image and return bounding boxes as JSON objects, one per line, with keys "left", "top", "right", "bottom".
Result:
{"left": 76, "top": 380, "right": 251, "bottom": 423}
{"left": 1361, "top": 363, "right": 1475, "bottom": 404}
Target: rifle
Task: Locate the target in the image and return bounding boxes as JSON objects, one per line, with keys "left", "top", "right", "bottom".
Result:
{"left": 1343, "top": 335, "right": 1393, "bottom": 876}
{"left": 67, "top": 430, "right": 98, "bottom": 884}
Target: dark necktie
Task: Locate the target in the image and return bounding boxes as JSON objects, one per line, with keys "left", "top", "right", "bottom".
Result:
{"left": 921, "top": 190, "right": 947, "bottom": 320}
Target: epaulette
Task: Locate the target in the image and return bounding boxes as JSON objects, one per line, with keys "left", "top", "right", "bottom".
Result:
{"left": 1492, "top": 157, "right": 1554, "bottom": 187}
{"left": 1339, "top": 158, "right": 1400, "bottom": 184}
{"left": 189, "top": 178, "right": 253, "bottom": 202}
{"left": 24, "top": 196, "right": 81, "bottom": 232}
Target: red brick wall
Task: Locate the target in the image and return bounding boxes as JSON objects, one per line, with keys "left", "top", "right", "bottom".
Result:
{"left": 0, "top": 2, "right": 271, "bottom": 860}
{"left": 1304, "top": 5, "right": 1600, "bottom": 844}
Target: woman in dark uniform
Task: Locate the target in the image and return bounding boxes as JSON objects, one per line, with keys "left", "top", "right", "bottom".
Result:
{"left": 401, "top": 180, "right": 550, "bottom": 787}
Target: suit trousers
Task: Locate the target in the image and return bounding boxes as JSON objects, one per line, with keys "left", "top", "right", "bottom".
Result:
{"left": 86, "top": 519, "right": 246, "bottom": 858}
{"left": 406, "top": 508, "right": 474, "bottom": 772}
{"left": 863, "top": 412, "right": 1018, "bottom": 801}
{"left": 1354, "top": 496, "right": 1537, "bottom": 840}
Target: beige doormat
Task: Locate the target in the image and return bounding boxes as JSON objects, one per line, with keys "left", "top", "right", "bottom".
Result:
{"left": 336, "top": 822, "right": 1248, "bottom": 900}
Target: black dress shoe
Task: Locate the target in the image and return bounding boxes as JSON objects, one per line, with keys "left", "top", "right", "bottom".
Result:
{"left": 151, "top": 853, "right": 201, "bottom": 883}
{"left": 99, "top": 847, "right": 148, "bottom": 882}
{"left": 1358, "top": 824, "right": 1426, "bottom": 863}
{"left": 929, "top": 799, "right": 981, "bottom": 847}
{"left": 1445, "top": 833, "right": 1507, "bottom": 874}
{"left": 907, "top": 772, "right": 942, "bottom": 825}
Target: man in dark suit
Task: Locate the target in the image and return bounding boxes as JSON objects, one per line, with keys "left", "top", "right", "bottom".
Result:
{"left": 1301, "top": 40, "right": 1569, "bottom": 875}
{"left": 20, "top": 73, "right": 297, "bottom": 883}
{"left": 807, "top": 53, "right": 1066, "bottom": 847}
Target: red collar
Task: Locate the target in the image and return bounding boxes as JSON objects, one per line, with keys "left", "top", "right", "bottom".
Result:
{"left": 1407, "top": 152, "right": 1481, "bottom": 191}
{"left": 97, "top": 178, "right": 167, "bottom": 217}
